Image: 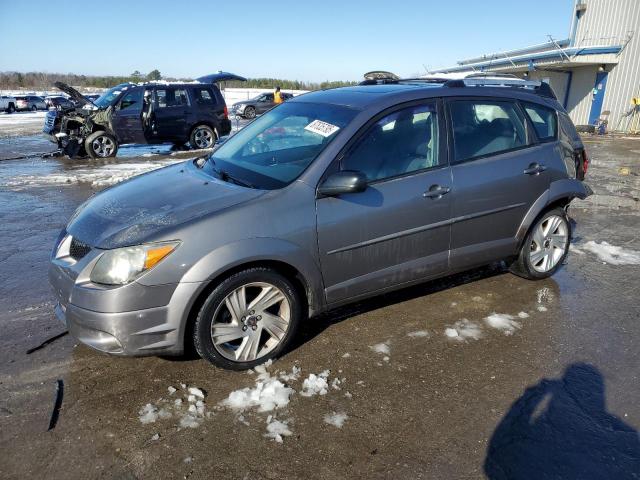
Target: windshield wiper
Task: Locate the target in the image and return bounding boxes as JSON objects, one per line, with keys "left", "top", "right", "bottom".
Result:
{"left": 205, "top": 156, "right": 255, "bottom": 188}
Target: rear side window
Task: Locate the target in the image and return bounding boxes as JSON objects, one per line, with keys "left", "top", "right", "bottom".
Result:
{"left": 193, "top": 87, "right": 215, "bottom": 105}
{"left": 155, "top": 88, "right": 189, "bottom": 108}
{"left": 449, "top": 100, "right": 527, "bottom": 163}
{"left": 523, "top": 102, "right": 557, "bottom": 141}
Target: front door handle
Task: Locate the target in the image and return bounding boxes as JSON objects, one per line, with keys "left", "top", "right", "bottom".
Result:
{"left": 524, "top": 163, "right": 547, "bottom": 175}
{"left": 423, "top": 184, "right": 451, "bottom": 199}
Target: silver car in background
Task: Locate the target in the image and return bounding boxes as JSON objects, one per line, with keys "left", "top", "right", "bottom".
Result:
{"left": 15, "top": 95, "right": 47, "bottom": 111}
{"left": 49, "top": 77, "right": 591, "bottom": 370}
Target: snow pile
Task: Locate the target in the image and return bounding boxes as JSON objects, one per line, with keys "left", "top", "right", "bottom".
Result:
{"left": 537, "top": 305, "right": 548, "bottom": 312}
{"left": 517, "top": 312, "right": 530, "bottom": 319}
{"left": 138, "top": 384, "right": 207, "bottom": 428}
{"left": 300, "top": 370, "right": 330, "bottom": 397}
{"left": 444, "top": 319, "right": 483, "bottom": 341}
{"left": 221, "top": 375, "right": 294, "bottom": 412}
{"left": 265, "top": 416, "right": 292, "bottom": 443}
{"left": 484, "top": 313, "right": 522, "bottom": 335}
{"left": 407, "top": 330, "right": 429, "bottom": 338}
{"left": 324, "top": 412, "right": 348, "bottom": 428}
{"left": 370, "top": 342, "right": 390, "bottom": 355}
{"left": 581, "top": 241, "right": 640, "bottom": 265}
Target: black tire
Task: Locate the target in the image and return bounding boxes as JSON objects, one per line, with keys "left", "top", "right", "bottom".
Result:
{"left": 6, "top": 103, "right": 15, "bottom": 114}
{"left": 31, "top": 105, "right": 37, "bottom": 111}
{"left": 193, "top": 267, "right": 303, "bottom": 370}
{"left": 85, "top": 130, "right": 118, "bottom": 159}
{"left": 189, "top": 125, "right": 216, "bottom": 150}
{"left": 244, "top": 106, "right": 256, "bottom": 119}
{"left": 510, "top": 207, "right": 571, "bottom": 280}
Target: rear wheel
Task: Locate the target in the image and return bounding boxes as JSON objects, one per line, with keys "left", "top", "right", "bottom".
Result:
{"left": 6, "top": 103, "right": 15, "bottom": 114}
{"left": 31, "top": 105, "right": 37, "bottom": 111}
{"left": 193, "top": 267, "right": 302, "bottom": 370}
{"left": 189, "top": 125, "right": 216, "bottom": 150}
{"left": 510, "top": 207, "right": 571, "bottom": 280}
{"left": 85, "top": 131, "right": 118, "bottom": 159}
{"left": 244, "top": 106, "right": 256, "bottom": 119}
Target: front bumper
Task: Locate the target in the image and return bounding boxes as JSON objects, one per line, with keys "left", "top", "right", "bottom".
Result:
{"left": 49, "top": 247, "right": 203, "bottom": 356}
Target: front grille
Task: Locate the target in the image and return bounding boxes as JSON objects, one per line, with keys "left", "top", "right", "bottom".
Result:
{"left": 69, "top": 237, "right": 91, "bottom": 260}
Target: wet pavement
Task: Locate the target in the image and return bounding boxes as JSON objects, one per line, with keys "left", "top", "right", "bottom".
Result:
{"left": 0, "top": 135, "right": 639, "bottom": 479}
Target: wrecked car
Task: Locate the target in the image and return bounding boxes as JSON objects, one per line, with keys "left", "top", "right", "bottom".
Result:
{"left": 42, "top": 72, "right": 246, "bottom": 159}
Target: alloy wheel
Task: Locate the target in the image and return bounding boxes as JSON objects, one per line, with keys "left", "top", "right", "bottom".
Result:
{"left": 210, "top": 282, "right": 291, "bottom": 362}
{"left": 91, "top": 136, "right": 115, "bottom": 158}
{"left": 529, "top": 215, "right": 569, "bottom": 272}
{"left": 193, "top": 127, "right": 214, "bottom": 148}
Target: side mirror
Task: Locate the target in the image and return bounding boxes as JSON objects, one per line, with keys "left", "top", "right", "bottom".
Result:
{"left": 318, "top": 170, "right": 368, "bottom": 197}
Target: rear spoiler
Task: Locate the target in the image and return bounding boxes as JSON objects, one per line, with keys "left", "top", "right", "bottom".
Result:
{"left": 443, "top": 78, "right": 557, "bottom": 100}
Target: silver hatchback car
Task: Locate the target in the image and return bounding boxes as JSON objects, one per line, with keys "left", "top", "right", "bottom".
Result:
{"left": 49, "top": 77, "right": 591, "bottom": 369}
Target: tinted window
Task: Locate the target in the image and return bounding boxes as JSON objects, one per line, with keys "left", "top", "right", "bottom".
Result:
{"left": 449, "top": 100, "right": 527, "bottom": 162}
{"left": 119, "top": 89, "right": 143, "bottom": 111}
{"left": 193, "top": 87, "right": 215, "bottom": 105}
{"left": 155, "top": 88, "right": 189, "bottom": 108}
{"left": 343, "top": 103, "right": 440, "bottom": 182}
{"left": 523, "top": 102, "right": 557, "bottom": 141}
{"left": 210, "top": 102, "right": 357, "bottom": 189}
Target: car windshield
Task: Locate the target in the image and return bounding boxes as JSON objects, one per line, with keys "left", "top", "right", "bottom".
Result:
{"left": 208, "top": 102, "right": 358, "bottom": 189}
{"left": 93, "top": 85, "right": 129, "bottom": 108}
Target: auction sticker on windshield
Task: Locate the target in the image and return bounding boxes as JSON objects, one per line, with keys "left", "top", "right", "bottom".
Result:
{"left": 304, "top": 120, "right": 340, "bottom": 137}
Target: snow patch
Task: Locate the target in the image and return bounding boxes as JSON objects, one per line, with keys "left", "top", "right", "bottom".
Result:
{"left": 407, "top": 330, "right": 429, "bottom": 338}
{"left": 517, "top": 312, "right": 530, "bottom": 319}
{"left": 445, "top": 319, "right": 483, "bottom": 341}
{"left": 138, "top": 384, "right": 207, "bottom": 428}
{"left": 484, "top": 313, "right": 521, "bottom": 335}
{"left": 300, "top": 370, "right": 330, "bottom": 397}
{"left": 581, "top": 241, "right": 640, "bottom": 265}
{"left": 264, "top": 418, "right": 292, "bottom": 443}
{"left": 324, "top": 412, "right": 348, "bottom": 428}
{"left": 370, "top": 342, "right": 390, "bottom": 355}
{"left": 537, "top": 305, "right": 548, "bottom": 312}
{"left": 221, "top": 376, "right": 294, "bottom": 412}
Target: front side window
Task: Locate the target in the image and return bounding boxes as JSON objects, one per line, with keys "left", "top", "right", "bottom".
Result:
{"left": 523, "top": 102, "right": 557, "bottom": 141}
{"left": 342, "top": 103, "right": 440, "bottom": 182}
{"left": 209, "top": 102, "right": 357, "bottom": 189}
{"left": 449, "top": 100, "right": 527, "bottom": 162}
{"left": 119, "top": 89, "right": 143, "bottom": 111}
{"left": 155, "top": 88, "right": 189, "bottom": 108}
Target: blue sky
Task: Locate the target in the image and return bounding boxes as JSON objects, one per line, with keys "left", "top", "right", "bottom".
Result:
{"left": 0, "top": 0, "right": 574, "bottom": 81}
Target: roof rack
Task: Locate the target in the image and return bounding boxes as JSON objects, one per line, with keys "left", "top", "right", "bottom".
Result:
{"left": 443, "top": 77, "right": 557, "bottom": 99}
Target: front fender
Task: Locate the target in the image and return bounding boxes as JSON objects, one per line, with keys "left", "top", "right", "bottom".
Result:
{"left": 180, "top": 237, "right": 325, "bottom": 311}
{"left": 516, "top": 179, "right": 592, "bottom": 245}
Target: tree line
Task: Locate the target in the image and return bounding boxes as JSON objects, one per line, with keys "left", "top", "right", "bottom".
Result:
{"left": 0, "top": 70, "right": 357, "bottom": 91}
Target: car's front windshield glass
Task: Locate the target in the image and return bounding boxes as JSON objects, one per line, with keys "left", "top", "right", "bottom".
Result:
{"left": 208, "top": 102, "right": 358, "bottom": 189}
{"left": 94, "top": 85, "right": 129, "bottom": 108}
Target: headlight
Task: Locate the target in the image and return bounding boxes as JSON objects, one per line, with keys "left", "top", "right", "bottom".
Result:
{"left": 90, "top": 241, "right": 179, "bottom": 285}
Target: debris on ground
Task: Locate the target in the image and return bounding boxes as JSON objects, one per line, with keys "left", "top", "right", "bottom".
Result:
{"left": 47, "top": 379, "right": 64, "bottom": 431}
{"left": 26, "top": 331, "right": 68, "bottom": 355}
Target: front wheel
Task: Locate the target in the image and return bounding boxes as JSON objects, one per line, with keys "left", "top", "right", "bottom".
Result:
{"left": 510, "top": 207, "right": 571, "bottom": 280}
{"left": 5, "top": 103, "right": 15, "bottom": 114}
{"left": 244, "top": 106, "right": 256, "bottom": 119}
{"left": 85, "top": 131, "right": 118, "bottom": 159}
{"left": 189, "top": 125, "right": 216, "bottom": 150}
{"left": 193, "top": 267, "right": 302, "bottom": 370}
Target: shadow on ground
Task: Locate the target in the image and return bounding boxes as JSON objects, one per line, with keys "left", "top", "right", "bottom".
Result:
{"left": 484, "top": 363, "right": 640, "bottom": 479}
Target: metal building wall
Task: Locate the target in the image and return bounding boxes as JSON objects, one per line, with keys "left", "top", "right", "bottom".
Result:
{"left": 572, "top": 0, "right": 640, "bottom": 128}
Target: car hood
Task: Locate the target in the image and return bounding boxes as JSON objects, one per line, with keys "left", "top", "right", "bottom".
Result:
{"left": 66, "top": 160, "right": 266, "bottom": 249}
{"left": 53, "top": 81, "right": 94, "bottom": 107}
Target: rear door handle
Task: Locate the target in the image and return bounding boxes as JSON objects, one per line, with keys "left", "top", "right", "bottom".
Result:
{"left": 524, "top": 163, "right": 547, "bottom": 175}
{"left": 423, "top": 185, "right": 451, "bottom": 199}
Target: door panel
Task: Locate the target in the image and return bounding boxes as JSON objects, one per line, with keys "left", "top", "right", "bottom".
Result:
{"left": 112, "top": 88, "right": 145, "bottom": 144}
{"left": 316, "top": 100, "right": 451, "bottom": 305}
{"left": 588, "top": 71, "right": 608, "bottom": 125}
{"left": 317, "top": 169, "right": 452, "bottom": 303}
{"left": 151, "top": 88, "right": 190, "bottom": 141}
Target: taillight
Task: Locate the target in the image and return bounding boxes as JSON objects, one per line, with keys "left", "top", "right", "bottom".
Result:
{"left": 582, "top": 149, "right": 589, "bottom": 176}
{"left": 223, "top": 106, "right": 228, "bottom": 119}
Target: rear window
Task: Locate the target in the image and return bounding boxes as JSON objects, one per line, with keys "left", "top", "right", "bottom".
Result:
{"left": 449, "top": 100, "right": 528, "bottom": 162}
{"left": 523, "top": 102, "right": 557, "bottom": 141}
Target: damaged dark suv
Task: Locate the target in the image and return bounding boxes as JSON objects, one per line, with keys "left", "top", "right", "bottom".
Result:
{"left": 42, "top": 72, "right": 245, "bottom": 159}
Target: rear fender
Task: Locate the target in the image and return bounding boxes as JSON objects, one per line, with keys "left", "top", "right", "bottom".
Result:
{"left": 515, "top": 179, "right": 592, "bottom": 246}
